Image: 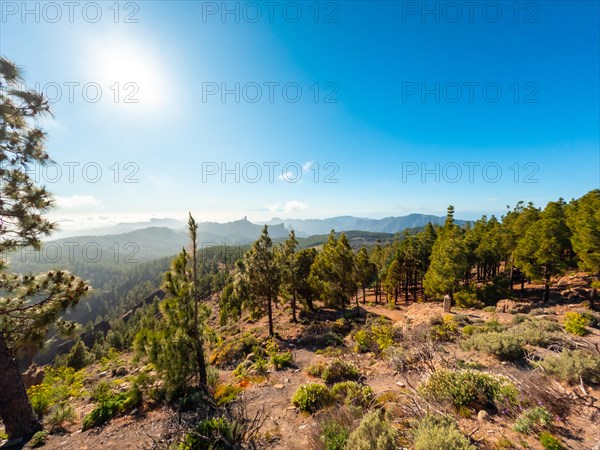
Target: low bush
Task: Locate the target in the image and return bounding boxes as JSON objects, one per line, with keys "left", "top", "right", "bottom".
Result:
{"left": 27, "top": 366, "right": 85, "bottom": 427}
{"left": 454, "top": 290, "right": 484, "bottom": 309}
{"left": 538, "top": 349, "right": 600, "bottom": 385}
{"left": 430, "top": 314, "right": 459, "bottom": 342}
{"left": 330, "top": 381, "right": 374, "bottom": 409}
{"left": 214, "top": 383, "right": 242, "bottom": 406}
{"left": 320, "top": 421, "right": 350, "bottom": 450}
{"left": 30, "top": 431, "right": 48, "bottom": 448}
{"left": 321, "top": 359, "right": 360, "bottom": 384}
{"left": 292, "top": 383, "right": 333, "bottom": 413}
{"left": 411, "top": 413, "right": 475, "bottom": 450}
{"left": 419, "top": 369, "right": 518, "bottom": 411}
{"left": 345, "top": 410, "right": 397, "bottom": 450}
{"left": 179, "top": 417, "right": 244, "bottom": 450}
{"left": 271, "top": 351, "right": 293, "bottom": 370}
{"left": 210, "top": 333, "right": 259, "bottom": 368}
{"left": 513, "top": 406, "right": 553, "bottom": 434}
{"left": 463, "top": 331, "right": 524, "bottom": 361}
{"left": 353, "top": 322, "right": 399, "bottom": 353}
{"left": 307, "top": 361, "right": 327, "bottom": 377}
{"left": 562, "top": 312, "right": 589, "bottom": 336}
{"left": 82, "top": 386, "right": 141, "bottom": 430}
{"left": 539, "top": 431, "right": 565, "bottom": 450}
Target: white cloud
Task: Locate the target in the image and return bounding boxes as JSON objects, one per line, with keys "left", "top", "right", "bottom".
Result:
{"left": 55, "top": 195, "right": 102, "bottom": 209}
{"left": 284, "top": 200, "right": 308, "bottom": 212}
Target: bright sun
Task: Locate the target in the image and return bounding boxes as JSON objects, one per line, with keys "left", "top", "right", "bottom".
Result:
{"left": 87, "top": 35, "right": 166, "bottom": 108}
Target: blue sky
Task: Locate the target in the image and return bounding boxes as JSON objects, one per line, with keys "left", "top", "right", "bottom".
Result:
{"left": 2, "top": 0, "right": 598, "bottom": 233}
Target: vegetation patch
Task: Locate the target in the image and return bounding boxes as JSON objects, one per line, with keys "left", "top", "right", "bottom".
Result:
{"left": 538, "top": 349, "right": 600, "bottom": 384}
{"left": 292, "top": 383, "right": 333, "bottom": 413}
{"left": 411, "top": 413, "right": 475, "bottom": 450}
{"left": 419, "top": 369, "right": 518, "bottom": 411}
{"left": 345, "top": 410, "right": 397, "bottom": 450}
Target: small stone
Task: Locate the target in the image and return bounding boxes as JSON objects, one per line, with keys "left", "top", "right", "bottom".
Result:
{"left": 273, "top": 383, "right": 285, "bottom": 389}
{"left": 99, "top": 371, "right": 107, "bottom": 377}
{"left": 293, "top": 369, "right": 301, "bottom": 373}
{"left": 284, "top": 378, "right": 291, "bottom": 383}
{"left": 477, "top": 410, "right": 491, "bottom": 422}
{"left": 298, "top": 424, "right": 307, "bottom": 430}
{"left": 396, "top": 381, "right": 405, "bottom": 387}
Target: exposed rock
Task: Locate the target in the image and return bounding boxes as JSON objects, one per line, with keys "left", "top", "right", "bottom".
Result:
{"left": 22, "top": 363, "right": 45, "bottom": 388}
{"left": 273, "top": 384, "right": 285, "bottom": 389}
{"left": 112, "top": 366, "right": 128, "bottom": 377}
{"left": 443, "top": 295, "right": 451, "bottom": 313}
{"left": 477, "top": 410, "right": 491, "bottom": 422}
{"left": 396, "top": 381, "right": 405, "bottom": 387}
{"left": 496, "top": 299, "right": 531, "bottom": 314}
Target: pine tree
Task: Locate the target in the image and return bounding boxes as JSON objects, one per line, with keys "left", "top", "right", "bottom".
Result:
{"left": 423, "top": 206, "right": 467, "bottom": 302}
{"left": 0, "top": 57, "right": 90, "bottom": 439}
{"left": 354, "top": 247, "right": 377, "bottom": 305}
{"left": 278, "top": 230, "right": 300, "bottom": 322}
{"left": 310, "top": 231, "right": 356, "bottom": 314}
{"left": 134, "top": 215, "right": 209, "bottom": 397}
{"left": 295, "top": 248, "right": 318, "bottom": 312}
{"left": 501, "top": 201, "right": 541, "bottom": 292}
{"left": 566, "top": 189, "right": 600, "bottom": 306}
{"left": 244, "top": 225, "right": 281, "bottom": 336}
{"left": 514, "top": 200, "right": 572, "bottom": 302}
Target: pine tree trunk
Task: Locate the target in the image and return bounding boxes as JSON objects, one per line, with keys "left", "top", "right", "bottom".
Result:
{"left": 0, "top": 333, "right": 42, "bottom": 440}
{"left": 267, "top": 296, "right": 274, "bottom": 336}
{"left": 291, "top": 291, "right": 298, "bottom": 323}
{"left": 543, "top": 268, "right": 550, "bottom": 303}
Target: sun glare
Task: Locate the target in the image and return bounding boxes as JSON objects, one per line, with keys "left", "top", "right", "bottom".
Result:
{"left": 87, "top": 36, "right": 166, "bottom": 108}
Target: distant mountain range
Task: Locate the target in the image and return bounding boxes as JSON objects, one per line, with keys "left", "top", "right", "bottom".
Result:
{"left": 8, "top": 214, "right": 467, "bottom": 268}
{"left": 265, "top": 214, "right": 467, "bottom": 236}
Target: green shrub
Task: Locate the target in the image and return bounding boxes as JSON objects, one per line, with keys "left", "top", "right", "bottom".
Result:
{"left": 330, "top": 381, "right": 374, "bottom": 409}
{"left": 271, "top": 351, "right": 293, "bottom": 370}
{"left": 321, "top": 359, "right": 360, "bottom": 384}
{"left": 539, "top": 349, "right": 600, "bottom": 384}
{"left": 307, "top": 361, "right": 327, "bottom": 377}
{"left": 320, "top": 421, "right": 350, "bottom": 450}
{"left": 47, "top": 403, "right": 75, "bottom": 428}
{"left": 382, "top": 346, "right": 409, "bottom": 372}
{"left": 419, "top": 369, "right": 517, "bottom": 410}
{"left": 371, "top": 324, "right": 395, "bottom": 351}
{"left": 210, "top": 333, "right": 259, "bottom": 368}
{"left": 463, "top": 331, "right": 524, "bottom": 361}
{"left": 353, "top": 323, "right": 398, "bottom": 353}
{"left": 82, "top": 386, "right": 141, "bottom": 430}
{"left": 562, "top": 312, "right": 589, "bottom": 336}
{"left": 353, "top": 329, "right": 375, "bottom": 353}
{"left": 430, "top": 314, "right": 459, "bottom": 341}
{"left": 513, "top": 406, "right": 553, "bottom": 434}
{"left": 411, "top": 414, "right": 475, "bottom": 450}
{"left": 214, "top": 383, "right": 242, "bottom": 406}
{"left": 30, "top": 430, "right": 48, "bottom": 448}
{"left": 345, "top": 410, "right": 397, "bottom": 450}
{"left": 27, "top": 366, "right": 85, "bottom": 419}
{"left": 292, "top": 383, "right": 333, "bottom": 413}
{"left": 179, "top": 417, "right": 244, "bottom": 450}
{"left": 206, "top": 365, "right": 220, "bottom": 391}
{"left": 539, "top": 431, "right": 565, "bottom": 450}
{"left": 454, "top": 290, "right": 484, "bottom": 309}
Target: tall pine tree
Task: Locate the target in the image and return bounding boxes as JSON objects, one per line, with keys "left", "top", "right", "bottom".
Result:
{"left": 0, "top": 58, "right": 90, "bottom": 439}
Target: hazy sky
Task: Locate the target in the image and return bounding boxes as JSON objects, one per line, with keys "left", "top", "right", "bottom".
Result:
{"left": 2, "top": 1, "right": 599, "bottom": 232}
